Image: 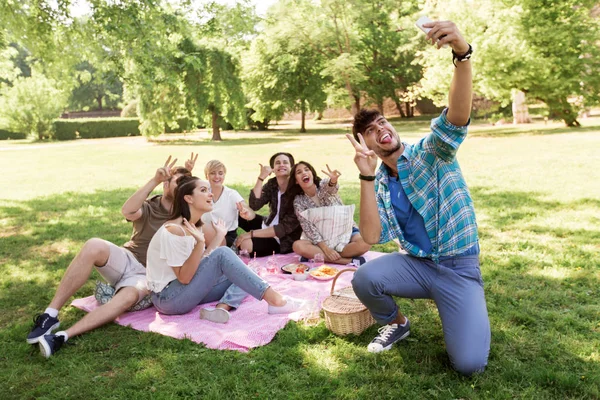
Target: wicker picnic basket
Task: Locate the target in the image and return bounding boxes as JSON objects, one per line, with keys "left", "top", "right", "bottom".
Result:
{"left": 321, "top": 268, "right": 375, "bottom": 336}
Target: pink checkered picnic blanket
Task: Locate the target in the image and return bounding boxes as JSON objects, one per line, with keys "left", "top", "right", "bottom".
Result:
{"left": 71, "top": 251, "right": 384, "bottom": 352}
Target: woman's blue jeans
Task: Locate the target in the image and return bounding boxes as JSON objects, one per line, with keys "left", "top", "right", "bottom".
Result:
{"left": 151, "top": 247, "right": 269, "bottom": 315}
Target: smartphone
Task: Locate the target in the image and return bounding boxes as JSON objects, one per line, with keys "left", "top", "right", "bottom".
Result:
{"left": 415, "top": 16, "right": 433, "bottom": 34}
{"left": 415, "top": 15, "right": 447, "bottom": 47}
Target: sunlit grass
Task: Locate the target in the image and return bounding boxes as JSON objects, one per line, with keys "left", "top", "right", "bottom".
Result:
{"left": 1, "top": 117, "right": 599, "bottom": 399}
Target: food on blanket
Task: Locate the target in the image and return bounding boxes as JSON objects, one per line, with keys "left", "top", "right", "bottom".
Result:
{"left": 292, "top": 267, "right": 309, "bottom": 281}
{"left": 309, "top": 265, "right": 339, "bottom": 278}
{"left": 281, "top": 263, "right": 309, "bottom": 274}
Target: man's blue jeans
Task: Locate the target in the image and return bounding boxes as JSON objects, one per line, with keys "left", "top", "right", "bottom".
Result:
{"left": 352, "top": 252, "right": 491, "bottom": 376}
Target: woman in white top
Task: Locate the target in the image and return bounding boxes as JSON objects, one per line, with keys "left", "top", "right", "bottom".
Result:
{"left": 146, "top": 176, "right": 306, "bottom": 323}
{"left": 201, "top": 160, "right": 255, "bottom": 247}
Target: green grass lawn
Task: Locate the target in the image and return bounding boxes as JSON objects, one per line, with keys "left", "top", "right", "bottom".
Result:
{"left": 1, "top": 116, "right": 599, "bottom": 399}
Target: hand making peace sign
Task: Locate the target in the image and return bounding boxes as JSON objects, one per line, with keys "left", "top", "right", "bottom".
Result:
{"left": 185, "top": 152, "right": 199, "bottom": 172}
{"left": 345, "top": 134, "right": 378, "bottom": 176}
{"left": 154, "top": 155, "right": 178, "bottom": 184}
{"left": 321, "top": 164, "right": 341, "bottom": 185}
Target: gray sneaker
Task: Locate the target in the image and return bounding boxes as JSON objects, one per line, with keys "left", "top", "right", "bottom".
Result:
{"left": 199, "top": 308, "right": 231, "bottom": 324}
{"left": 367, "top": 320, "right": 410, "bottom": 353}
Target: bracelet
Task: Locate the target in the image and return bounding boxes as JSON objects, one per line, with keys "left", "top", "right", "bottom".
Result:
{"left": 257, "top": 177, "right": 265, "bottom": 182}
{"left": 359, "top": 174, "right": 376, "bottom": 181}
{"left": 452, "top": 43, "right": 472, "bottom": 67}
{"left": 328, "top": 180, "right": 336, "bottom": 187}
{"left": 250, "top": 230, "right": 254, "bottom": 238}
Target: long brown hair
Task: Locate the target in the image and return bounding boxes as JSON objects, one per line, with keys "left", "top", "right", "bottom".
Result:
{"left": 169, "top": 176, "right": 203, "bottom": 227}
{"left": 284, "top": 161, "right": 322, "bottom": 211}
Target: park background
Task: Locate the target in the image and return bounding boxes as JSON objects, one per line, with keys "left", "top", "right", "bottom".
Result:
{"left": 1, "top": 0, "right": 599, "bottom": 399}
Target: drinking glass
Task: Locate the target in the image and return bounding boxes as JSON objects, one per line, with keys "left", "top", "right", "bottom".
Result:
{"left": 266, "top": 257, "right": 278, "bottom": 275}
{"left": 313, "top": 252, "right": 325, "bottom": 266}
{"left": 239, "top": 249, "right": 250, "bottom": 264}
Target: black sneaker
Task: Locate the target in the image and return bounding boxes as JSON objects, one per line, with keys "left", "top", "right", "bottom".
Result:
{"left": 367, "top": 320, "right": 410, "bottom": 353}
{"left": 351, "top": 256, "right": 367, "bottom": 266}
{"left": 27, "top": 313, "right": 60, "bottom": 344}
{"left": 38, "top": 334, "right": 65, "bottom": 358}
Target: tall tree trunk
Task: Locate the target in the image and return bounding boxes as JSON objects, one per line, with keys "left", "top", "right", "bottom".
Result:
{"left": 211, "top": 108, "right": 222, "bottom": 141}
{"left": 405, "top": 102, "right": 414, "bottom": 118}
{"left": 393, "top": 97, "right": 406, "bottom": 118}
{"left": 300, "top": 99, "right": 306, "bottom": 133}
{"left": 512, "top": 90, "right": 531, "bottom": 124}
{"left": 345, "top": 80, "right": 360, "bottom": 115}
{"left": 376, "top": 100, "right": 384, "bottom": 115}
{"left": 315, "top": 111, "right": 323, "bottom": 121}
{"left": 351, "top": 94, "right": 361, "bottom": 116}
{"left": 546, "top": 98, "right": 581, "bottom": 127}
{"left": 96, "top": 96, "right": 103, "bottom": 111}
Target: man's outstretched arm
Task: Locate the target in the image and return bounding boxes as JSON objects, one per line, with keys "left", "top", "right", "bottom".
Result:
{"left": 424, "top": 20, "right": 472, "bottom": 126}
{"left": 122, "top": 156, "right": 177, "bottom": 221}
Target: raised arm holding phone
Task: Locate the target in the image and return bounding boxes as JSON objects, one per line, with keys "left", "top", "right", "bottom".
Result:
{"left": 346, "top": 20, "right": 490, "bottom": 376}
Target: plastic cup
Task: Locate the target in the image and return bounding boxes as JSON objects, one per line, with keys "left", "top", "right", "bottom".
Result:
{"left": 314, "top": 253, "right": 324, "bottom": 266}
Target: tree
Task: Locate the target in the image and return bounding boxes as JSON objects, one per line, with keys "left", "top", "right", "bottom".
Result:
{"left": 254, "top": 0, "right": 421, "bottom": 116}
{"left": 244, "top": 1, "right": 328, "bottom": 132}
{"left": 178, "top": 39, "right": 246, "bottom": 141}
{"left": 87, "top": 1, "right": 247, "bottom": 139}
{"left": 354, "top": 0, "right": 421, "bottom": 117}
{"left": 418, "top": 0, "right": 600, "bottom": 127}
{"left": 0, "top": 46, "right": 20, "bottom": 87}
{"left": 0, "top": 72, "right": 67, "bottom": 139}
{"left": 69, "top": 60, "right": 123, "bottom": 111}
{"left": 265, "top": 0, "right": 365, "bottom": 114}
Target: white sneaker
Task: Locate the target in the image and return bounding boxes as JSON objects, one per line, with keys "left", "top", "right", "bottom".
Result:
{"left": 268, "top": 296, "right": 309, "bottom": 315}
{"left": 199, "top": 308, "right": 231, "bottom": 324}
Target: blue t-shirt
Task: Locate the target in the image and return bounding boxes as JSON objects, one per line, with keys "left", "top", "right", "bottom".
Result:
{"left": 388, "top": 176, "right": 433, "bottom": 254}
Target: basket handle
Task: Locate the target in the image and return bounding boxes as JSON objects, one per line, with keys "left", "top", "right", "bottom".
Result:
{"left": 330, "top": 268, "right": 357, "bottom": 295}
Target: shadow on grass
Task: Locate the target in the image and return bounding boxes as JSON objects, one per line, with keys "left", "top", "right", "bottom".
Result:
{"left": 471, "top": 187, "right": 600, "bottom": 229}
{"left": 1, "top": 186, "right": 599, "bottom": 398}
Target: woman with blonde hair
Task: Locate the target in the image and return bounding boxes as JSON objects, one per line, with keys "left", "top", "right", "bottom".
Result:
{"left": 202, "top": 160, "right": 255, "bottom": 247}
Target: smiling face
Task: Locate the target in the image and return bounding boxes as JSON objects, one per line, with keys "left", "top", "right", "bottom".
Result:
{"left": 362, "top": 115, "right": 402, "bottom": 158}
{"left": 272, "top": 154, "right": 292, "bottom": 178}
{"left": 185, "top": 180, "right": 214, "bottom": 213}
{"left": 207, "top": 167, "right": 226, "bottom": 188}
{"left": 294, "top": 163, "right": 314, "bottom": 191}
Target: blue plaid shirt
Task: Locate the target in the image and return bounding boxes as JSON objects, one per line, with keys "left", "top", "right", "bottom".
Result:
{"left": 376, "top": 109, "right": 478, "bottom": 261}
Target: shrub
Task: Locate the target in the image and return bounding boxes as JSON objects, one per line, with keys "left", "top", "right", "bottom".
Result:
{"left": 0, "top": 129, "right": 27, "bottom": 140}
{"left": 53, "top": 118, "right": 141, "bottom": 140}
{"left": 0, "top": 72, "right": 67, "bottom": 140}
{"left": 52, "top": 121, "right": 78, "bottom": 141}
